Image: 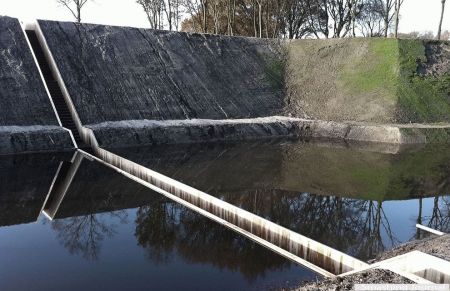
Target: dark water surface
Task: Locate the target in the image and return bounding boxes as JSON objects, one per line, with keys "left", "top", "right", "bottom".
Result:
{"left": 0, "top": 151, "right": 315, "bottom": 291}
{"left": 112, "top": 140, "right": 450, "bottom": 260}
{"left": 1, "top": 140, "right": 449, "bottom": 290}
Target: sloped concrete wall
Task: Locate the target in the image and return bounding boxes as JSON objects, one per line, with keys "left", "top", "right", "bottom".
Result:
{"left": 37, "top": 20, "right": 449, "bottom": 147}
{"left": 0, "top": 16, "right": 73, "bottom": 154}
{"left": 38, "top": 20, "right": 285, "bottom": 125}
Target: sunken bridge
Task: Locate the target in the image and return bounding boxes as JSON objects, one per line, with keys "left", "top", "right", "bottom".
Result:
{"left": 1, "top": 15, "right": 450, "bottom": 282}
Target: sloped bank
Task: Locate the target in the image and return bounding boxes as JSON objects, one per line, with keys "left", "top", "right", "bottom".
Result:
{"left": 35, "top": 20, "right": 450, "bottom": 147}
{"left": 0, "top": 16, "right": 74, "bottom": 154}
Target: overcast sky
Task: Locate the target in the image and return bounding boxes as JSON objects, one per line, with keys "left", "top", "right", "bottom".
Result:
{"left": 1, "top": 0, "right": 448, "bottom": 35}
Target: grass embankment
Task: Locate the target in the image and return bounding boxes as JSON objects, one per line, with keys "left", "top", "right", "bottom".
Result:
{"left": 397, "top": 39, "right": 450, "bottom": 123}
{"left": 286, "top": 38, "right": 450, "bottom": 123}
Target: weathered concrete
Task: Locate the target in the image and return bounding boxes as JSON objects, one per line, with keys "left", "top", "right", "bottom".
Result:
{"left": 88, "top": 117, "right": 449, "bottom": 147}
{"left": 38, "top": 20, "right": 285, "bottom": 124}
{"left": 36, "top": 20, "right": 449, "bottom": 146}
{"left": 0, "top": 16, "right": 73, "bottom": 154}
{"left": 0, "top": 126, "right": 74, "bottom": 155}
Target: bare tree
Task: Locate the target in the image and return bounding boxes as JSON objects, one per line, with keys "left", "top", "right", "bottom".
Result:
{"left": 201, "top": 0, "right": 209, "bottom": 32}
{"left": 281, "top": 0, "right": 310, "bottom": 39}
{"left": 56, "top": 0, "right": 90, "bottom": 23}
{"left": 183, "top": 0, "right": 201, "bottom": 32}
{"left": 438, "top": 0, "right": 447, "bottom": 40}
{"left": 327, "top": 0, "right": 355, "bottom": 38}
{"left": 138, "top": 0, "right": 164, "bottom": 29}
{"left": 358, "top": 0, "right": 385, "bottom": 37}
{"left": 379, "top": 0, "right": 395, "bottom": 37}
{"left": 393, "top": 0, "right": 404, "bottom": 38}
{"left": 226, "top": 0, "right": 237, "bottom": 35}
{"left": 304, "top": 0, "right": 330, "bottom": 38}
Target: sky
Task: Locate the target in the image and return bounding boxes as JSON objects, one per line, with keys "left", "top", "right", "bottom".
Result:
{"left": 0, "top": 0, "right": 448, "bottom": 35}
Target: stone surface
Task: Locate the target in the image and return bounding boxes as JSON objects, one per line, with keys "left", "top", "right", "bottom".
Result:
{"left": 38, "top": 20, "right": 285, "bottom": 125}
{"left": 0, "top": 126, "right": 74, "bottom": 155}
{"left": 0, "top": 16, "right": 57, "bottom": 126}
{"left": 37, "top": 20, "right": 450, "bottom": 146}
{"left": 298, "top": 269, "right": 413, "bottom": 290}
{"left": 88, "top": 117, "right": 449, "bottom": 147}
{"left": 374, "top": 234, "right": 450, "bottom": 262}
{"left": 88, "top": 117, "right": 309, "bottom": 147}
{"left": 0, "top": 16, "right": 73, "bottom": 153}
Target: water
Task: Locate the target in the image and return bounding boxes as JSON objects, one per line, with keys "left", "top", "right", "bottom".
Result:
{"left": 112, "top": 140, "right": 450, "bottom": 260}
{"left": 1, "top": 140, "right": 449, "bottom": 290}
{"left": 0, "top": 151, "right": 316, "bottom": 291}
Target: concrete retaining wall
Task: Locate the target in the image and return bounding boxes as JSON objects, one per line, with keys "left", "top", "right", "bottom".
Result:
{"left": 0, "top": 16, "right": 73, "bottom": 154}
{"left": 35, "top": 20, "right": 450, "bottom": 147}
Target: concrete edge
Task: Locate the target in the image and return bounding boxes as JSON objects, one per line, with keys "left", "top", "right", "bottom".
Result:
{"left": 0, "top": 125, "right": 75, "bottom": 155}
{"left": 85, "top": 117, "right": 450, "bottom": 148}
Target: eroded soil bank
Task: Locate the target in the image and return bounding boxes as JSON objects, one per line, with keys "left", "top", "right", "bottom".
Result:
{"left": 297, "top": 235, "right": 450, "bottom": 290}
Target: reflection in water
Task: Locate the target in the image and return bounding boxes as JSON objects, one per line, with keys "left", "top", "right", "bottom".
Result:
{"left": 134, "top": 197, "right": 294, "bottom": 282}
{"left": 112, "top": 141, "right": 450, "bottom": 201}
{"left": 220, "top": 190, "right": 401, "bottom": 260}
{"left": 424, "top": 196, "right": 450, "bottom": 233}
{"left": 0, "top": 152, "right": 71, "bottom": 226}
{"left": 51, "top": 210, "right": 128, "bottom": 260}
{"left": 0, "top": 140, "right": 449, "bottom": 290}
{"left": 41, "top": 152, "right": 315, "bottom": 289}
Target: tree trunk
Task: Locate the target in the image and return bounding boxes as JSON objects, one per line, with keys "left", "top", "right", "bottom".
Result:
{"left": 394, "top": 0, "right": 401, "bottom": 38}
{"left": 202, "top": 0, "right": 208, "bottom": 33}
{"left": 76, "top": 5, "right": 81, "bottom": 23}
{"left": 265, "top": 1, "right": 269, "bottom": 38}
{"left": 351, "top": 0, "right": 356, "bottom": 37}
{"left": 438, "top": 0, "right": 446, "bottom": 40}
{"left": 258, "top": 2, "right": 262, "bottom": 38}
{"left": 384, "top": 0, "right": 390, "bottom": 37}
{"left": 253, "top": 0, "right": 257, "bottom": 37}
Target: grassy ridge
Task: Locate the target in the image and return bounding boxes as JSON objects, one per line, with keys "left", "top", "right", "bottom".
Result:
{"left": 340, "top": 39, "right": 399, "bottom": 104}
{"left": 286, "top": 38, "right": 450, "bottom": 123}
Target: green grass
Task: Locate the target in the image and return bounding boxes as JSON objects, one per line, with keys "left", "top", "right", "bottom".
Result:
{"left": 397, "top": 39, "right": 450, "bottom": 122}
{"left": 285, "top": 38, "right": 450, "bottom": 123}
{"left": 340, "top": 38, "right": 399, "bottom": 102}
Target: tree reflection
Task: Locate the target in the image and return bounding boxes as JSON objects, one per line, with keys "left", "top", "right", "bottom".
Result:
{"left": 219, "top": 190, "right": 398, "bottom": 260}
{"left": 423, "top": 196, "right": 450, "bottom": 233}
{"left": 135, "top": 200, "right": 178, "bottom": 264}
{"left": 134, "top": 196, "right": 291, "bottom": 282}
{"left": 134, "top": 190, "right": 403, "bottom": 278}
{"left": 52, "top": 210, "right": 128, "bottom": 260}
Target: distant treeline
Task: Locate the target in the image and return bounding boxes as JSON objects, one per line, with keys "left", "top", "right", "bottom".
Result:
{"left": 136, "top": 0, "right": 448, "bottom": 40}
{"left": 57, "top": 0, "right": 449, "bottom": 40}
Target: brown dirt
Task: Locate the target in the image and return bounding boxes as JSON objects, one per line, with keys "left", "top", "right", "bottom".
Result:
{"left": 294, "top": 235, "right": 450, "bottom": 290}
{"left": 372, "top": 234, "right": 450, "bottom": 262}
{"left": 284, "top": 38, "right": 397, "bottom": 123}
{"left": 296, "top": 269, "right": 413, "bottom": 291}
